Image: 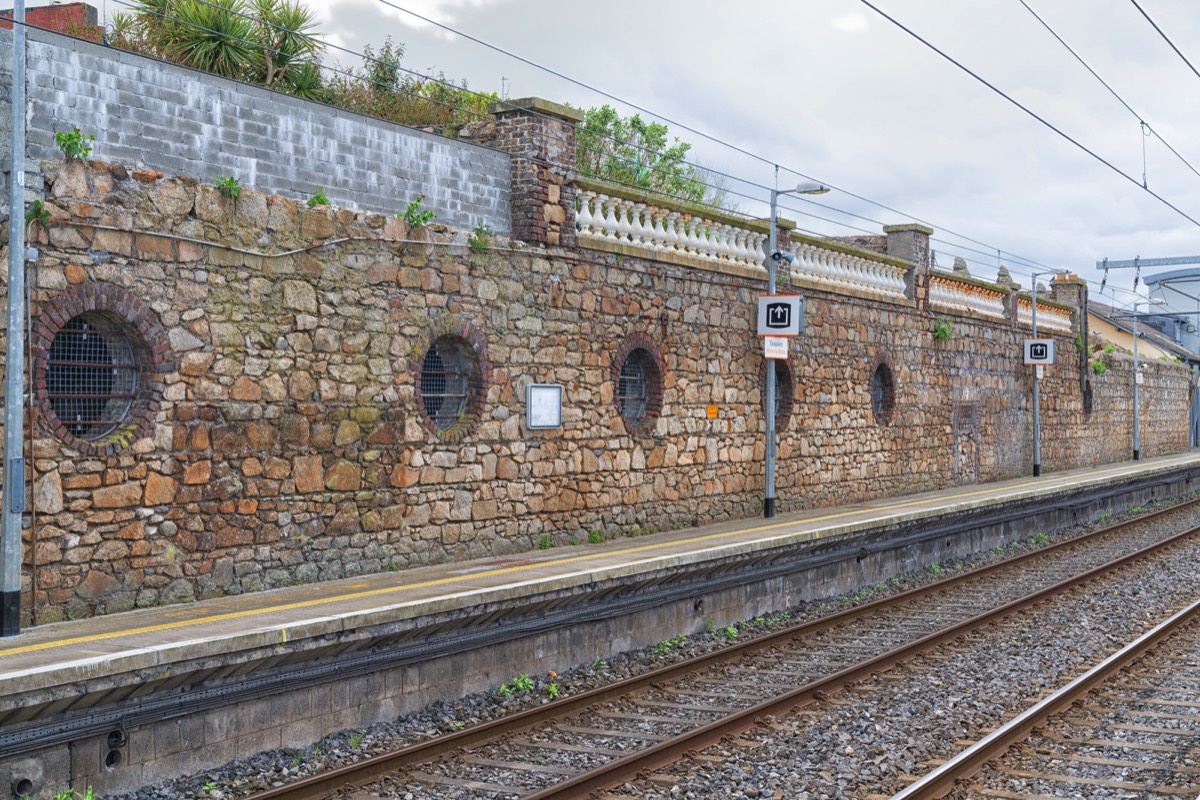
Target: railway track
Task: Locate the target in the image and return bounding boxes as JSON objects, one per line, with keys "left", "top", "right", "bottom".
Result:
{"left": 898, "top": 595, "right": 1200, "bottom": 799}
{"left": 242, "top": 501, "right": 1200, "bottom": 800}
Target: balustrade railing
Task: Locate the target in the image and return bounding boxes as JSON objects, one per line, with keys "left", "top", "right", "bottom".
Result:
{"left": 929, "top": 273, "right": 1006, "bottom": 320}
{"left": 576, "top": 189, "right": 768, "bottom": 271}
{"left": 1017, "top": 297, "right": 1073, "bottom": 332}
{"left": 788, "top": 241, "right": 909, "bottom": 301}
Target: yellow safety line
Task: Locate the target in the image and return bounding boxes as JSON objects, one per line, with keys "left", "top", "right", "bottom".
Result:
{"left": 0, "top": 459, "right": 1188, "bottom": 660}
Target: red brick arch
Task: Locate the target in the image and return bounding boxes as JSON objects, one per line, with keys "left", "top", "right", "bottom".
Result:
{"left": 611, "top": 332, "right": 667, "bottom": 437}
{"left": 32, "top": 284, "right": 172, "bottom": 454}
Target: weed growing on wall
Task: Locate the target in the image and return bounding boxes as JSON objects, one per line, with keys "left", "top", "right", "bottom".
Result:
{"left": 214, "top": 175, "right": 243, "bottom": 199}
{"left": 401, "top": 195, "right": 435, "bottom": 228}
{"left": 932, "top": 318, "right": 953, "bottom": 342}
{"left": 54, "top": 127, "right": 94, "bottom": 161}
{"left": 469, "top": 224, "right": 493, "bottom": 252}
{"left": 307, "top": 187, "right": 330, "bottom": 208}
{"left": 25, "top": 200, "right": 52, "bottom": 229}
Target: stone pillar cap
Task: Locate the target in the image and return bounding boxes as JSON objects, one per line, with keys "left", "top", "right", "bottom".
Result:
{"left": 883, "top": 223, "right": 934, "bottom": 235}
{"left": 488, "top": 97, "right": 585, "bottom": 123}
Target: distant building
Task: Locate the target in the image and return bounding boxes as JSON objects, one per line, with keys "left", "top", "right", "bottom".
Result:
{"left": 0, "top": 2, "right": 101, "bottom": 40}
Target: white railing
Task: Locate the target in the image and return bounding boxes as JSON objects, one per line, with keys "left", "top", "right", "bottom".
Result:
{"left": 1017, "top": 298, "right": 1073, "bottom": 333}
{"left": 788, "top": 241, "right": 909, "bottom": 301}
{"left": 576, "top": 190, "right": 768, "bottom": 270}
{"left": 929, "top": 274, "right": 1006, "bottom": 320}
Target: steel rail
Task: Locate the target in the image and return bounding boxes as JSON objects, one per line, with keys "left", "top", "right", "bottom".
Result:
{"left": 522, "top": 521, "right": 1200, "bottom": 799}
{"left": 241, "top": 501, "right": 1200, "bottom": 800}
{"left": 892, "top": 595, "right": 1200, "bottom": 799}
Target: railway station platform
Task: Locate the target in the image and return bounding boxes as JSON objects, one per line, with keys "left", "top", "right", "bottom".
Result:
{"left": 2, "top": 452, "right": 1200, "bottom": 795}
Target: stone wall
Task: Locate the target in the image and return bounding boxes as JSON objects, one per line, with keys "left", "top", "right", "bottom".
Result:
{"left": 0, "top": 27, "right": 511, "bottom": 233}
{"left": 2, "top": 158, "right": 1191, "bottom": 622}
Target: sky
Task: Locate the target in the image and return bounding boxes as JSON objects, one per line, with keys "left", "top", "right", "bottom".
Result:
{"left": 81, "top": 0, "right": 1200, "bottom": 305}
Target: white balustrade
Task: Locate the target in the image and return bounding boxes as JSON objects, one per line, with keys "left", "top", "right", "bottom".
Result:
{"left": 576, "top": 190, "right": 768, "bottom": 269}
{"left": 576, "top": 189, "right": 912, "bottom": 303}
{"left": 1017, "top": 298, "right": 1073, "bottom": 332}
{"left": 789, "top": 241, "right": 908, "bottom": 301}
{"left": 929, "top": 275, "right": 1006, "bottom": 320}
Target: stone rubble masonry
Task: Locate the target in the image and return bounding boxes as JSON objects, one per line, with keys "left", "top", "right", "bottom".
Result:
{"left": 0, "top": 26, "right": 510, "bottom": 234}
{"left": 0, "top": 158, "right": 1189, "bottom": 623}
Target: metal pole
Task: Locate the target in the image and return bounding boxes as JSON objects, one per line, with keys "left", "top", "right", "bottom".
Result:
{"left": 1031, "top": 277, "right": 1041, "bottom": 477}
{"left": 764, "top": 183, "right": 778, "bottom": 519}
{"left": 2, "top": 0, "right": 26, "bottom": 637}
{"left": 1133, "top": 307, "right": 1140, "bottom": 461}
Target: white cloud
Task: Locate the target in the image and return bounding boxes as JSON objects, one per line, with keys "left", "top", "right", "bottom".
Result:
{"left": 830, "top": 13, "right": 869, "bottom": 34}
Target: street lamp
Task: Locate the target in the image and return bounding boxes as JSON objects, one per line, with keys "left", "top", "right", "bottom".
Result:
{"left": 764, "top": 177, "right": 830, "bottom": 519}
{"left": 1029, "top": 269, "right": 1066, "bottom": 477}
{"left": 1130, "top": 298, "right": 1165, "bottom": 461}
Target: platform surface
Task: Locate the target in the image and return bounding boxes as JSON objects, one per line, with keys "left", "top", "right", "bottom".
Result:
{"left": 2, "top": 452, "right": 1198, "bottom": 696}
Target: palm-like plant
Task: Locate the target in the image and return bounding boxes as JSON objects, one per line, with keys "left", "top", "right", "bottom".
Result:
{"left": 247, "top": 0, "right": 321, "bottom": 89}
{"left": 119, "top": 0, "right": 323, "bottom": 86}
{"left": 164, "top": 0, "right": 258, "bottom": 79}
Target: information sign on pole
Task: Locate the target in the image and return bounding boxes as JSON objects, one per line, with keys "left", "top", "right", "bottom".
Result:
{"left": 1136, "top": 371, "right": 1144, "bottom": 386}
{"left": 757, "top": 295, "right": 803, "bottom": 337}
{"left": 764, "top": 336, "right": 788, "bottom": 360}
{"left": 1023, "top": 338, "right": 1056, "bottom": 365}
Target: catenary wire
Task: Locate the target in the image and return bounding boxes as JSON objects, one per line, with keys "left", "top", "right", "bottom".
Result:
{"left": 104, "top": 0, "right": 746, "bottom": 204}
{"left": 857, "top": 0, "right": 1200, "bottom": 229}
{"left": 147, "top": 0, "right": 1095, "bottom": 281}
{"left": 1018, "top": 0, "right": 1200, "bottom": 182}
{"left": 31, "top": 6, "right": 1159, "bottom": 303}
{"left": 374, "top": 0, "right": 1084, "bottom": 276}
{"left": 1128, "top": 0, "right": 1200, "bottom": 83}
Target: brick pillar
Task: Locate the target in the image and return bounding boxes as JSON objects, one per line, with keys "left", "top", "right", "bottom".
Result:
{"left": 884, "top": 223, "right": 933, "bottom": 308}
{"left": 490, "top": 97, "right": 584, "bottom": 248}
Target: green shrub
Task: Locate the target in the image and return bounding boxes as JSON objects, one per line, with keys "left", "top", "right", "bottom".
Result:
{"left": 932, "top": 318, "right": 953, "bottom": 342}
{"left": 401, "top": 195, "right": 435, "bottom": 227}
{"left": 307, "top": 187, "right": 330, "bottom": 208}
{"left": 214, "top": 175, "right": 243, "bottom": 199}
{"left": 54, "top": 127, "right": 94, "bottom": 161}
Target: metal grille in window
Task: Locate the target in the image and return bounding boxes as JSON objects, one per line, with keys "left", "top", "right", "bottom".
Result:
{"left": 46, "top": 313, "right": 139, "bottom": 441}
{"left": 421, "top": 338, "right": 471, "bottom": 430}
{"left": 871, "top": 363, "right": 895, "bottom": 424}
{"left": 618, "top": 349, "right": 650, "bottom": 422}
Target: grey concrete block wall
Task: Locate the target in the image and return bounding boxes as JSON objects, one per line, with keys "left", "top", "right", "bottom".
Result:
{"left": 0, "top": 27, "right": 511, "bottom": 234}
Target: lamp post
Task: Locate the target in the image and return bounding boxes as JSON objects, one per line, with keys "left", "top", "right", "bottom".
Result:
{"left": 1029, "top": 270, "right": 1065, "bottom": 477}
{"left": 1131, "top": 298, "right": 1165, "bottom": 461}
{"left": 764, "top": 176, "right": 829, "bottom": 518}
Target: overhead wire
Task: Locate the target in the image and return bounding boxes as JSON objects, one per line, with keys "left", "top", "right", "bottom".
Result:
{"left": 104, "top": 0, "right": 752, "bottom": 209}
{"left": 1017, "top": 0, "right": 1200, "bottom": 182}
{"left": 856, "top": 0, "right": 1200, "bottom": 229}
{"left": 173, "top": 0, "right": 1109, "bottom": 285}
{"left": 42, "top": 1, "right": 1167, "bottom": 305}
{"left": 1128, "top": 0, "right": 1200, "bottom": 82}
{"left": 374, "top": 0, "right": 1083, "bottom": 277}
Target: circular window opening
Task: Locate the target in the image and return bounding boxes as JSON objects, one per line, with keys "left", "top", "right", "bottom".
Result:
{"left": 419, "top": 335, "right": 481, "bottom": 432}
{"left": 762, "top": 359, "right": 795, "bottom": 429}
{"left": 617, "top": 347, "right": 663, "bottom": 426}
{"left": 46, "top": 312, "right": 142, "bottom": 443}
{"left": 871, "top": 363, "right": 895, "bottom": 425}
